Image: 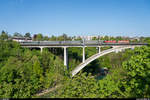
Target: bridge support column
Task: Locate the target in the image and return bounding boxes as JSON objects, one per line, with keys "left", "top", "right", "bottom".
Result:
{"left": 40, "top": 47, "right": 43, "bottom": 53}
{"left": 98, "top": 46, "right": 101, "bottom": 54}
{"left": 115, "top": 49, "right": 118, "bottom": 53}
{"left": 64, "top": 47, "right": 68, "bottom": 69}
{"left": 82, "top": 47, "right": 85, "bottom": 63}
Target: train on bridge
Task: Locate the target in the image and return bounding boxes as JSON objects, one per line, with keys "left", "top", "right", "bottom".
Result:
{"left": 104, "top": 40, "right": 129, "bottom": 43}
{"left": 19, "top": 40, "right": 132, "bottom": 46}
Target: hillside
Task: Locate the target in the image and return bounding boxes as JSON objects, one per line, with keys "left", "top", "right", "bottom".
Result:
{"left": 0, "top": 35, "right": 150, "bottom": 98}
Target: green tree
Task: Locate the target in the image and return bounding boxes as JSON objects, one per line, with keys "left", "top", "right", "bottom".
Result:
{"left": 49, "top": 35, "right": 57, "bottom": 41}
{"left": 13, "top": 32, "right": 23, "bottom": 37}
{"left": 32, "top": 55, "right": 43, "bottom": 76}
{"left": 43, "top": 36, "right": 49, "bottom": 41}
{"left": 24, "top": 32, "right": 31, "bottom": 38}
{"left": 0, "top": 30, "right": 8, "bottom": 40}
{"left": 119, "top": 46, "right": 150, "bottom": 98}
{"left": 0, "top": 40, "right": 66, "bottom": 98}
{"left": 36, "top": 33, "right": 43, "bottom": 41}
{"left": 54, "top": 73, "right": 99, "bottom": 98}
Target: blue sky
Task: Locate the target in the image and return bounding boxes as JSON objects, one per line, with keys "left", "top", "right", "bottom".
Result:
{"left": 0, "top": 0, "right": 150, "bottom": 37}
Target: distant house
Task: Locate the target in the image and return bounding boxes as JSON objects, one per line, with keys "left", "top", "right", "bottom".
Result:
{"left": 130, "top": 36, "right": 140, "bottom": 41}
{"left": 79, "top": 35, "right": 99, "bottom": 40}
{"left": 12, "top": 36, "right": 32, "bottom": 42}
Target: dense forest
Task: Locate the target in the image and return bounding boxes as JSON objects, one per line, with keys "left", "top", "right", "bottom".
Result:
{"left": 0, "top": 31, "right": 150, "bottom": 98}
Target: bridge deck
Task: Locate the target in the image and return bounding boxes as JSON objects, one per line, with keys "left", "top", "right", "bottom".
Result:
{"left": 19, "top": 41, "right": 148, "bottom": 47}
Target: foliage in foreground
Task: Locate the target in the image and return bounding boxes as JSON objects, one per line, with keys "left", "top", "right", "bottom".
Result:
{"left": 120, "top": 46, "right": 150, "bottom": 98}
{"left": 0, "top": 34, "right": 150, "bottom": 98}
{"left": 46, "top": 46, "right": 150, "bottom": 98}
{"left": 0, "top": 40, "right": 66, "bottom": 98}
{"left": 48, "top": 72, "right": 124, "bottom": 98}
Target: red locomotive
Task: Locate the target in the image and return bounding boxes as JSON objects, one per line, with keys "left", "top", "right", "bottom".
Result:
{"left": 104, "top": 40, "right": 129, "bottom": 43}
{"left": 104, "top": 40, "right": 116, "bottom": 43}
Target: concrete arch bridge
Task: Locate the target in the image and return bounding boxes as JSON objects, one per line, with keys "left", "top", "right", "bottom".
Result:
{"left": 71, "top": 45, "right": 139, "bottom": 76}
{"left": 20, "top": 41, "right": 147, "bottom": 77}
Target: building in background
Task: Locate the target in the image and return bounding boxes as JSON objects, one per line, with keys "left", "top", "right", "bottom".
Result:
{"left": 12, "top": 36, "right": 32, "bottom": 42}
{"left": 78, "top": 35, "right": 100, "bottom": 40}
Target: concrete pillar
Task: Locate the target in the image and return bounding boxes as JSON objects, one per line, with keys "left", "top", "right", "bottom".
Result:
{"left": 115, "top": 49, "right": 118, "bottom": 53}
{"left": 98, "top": 46, "right": 101, "bottom": 54}
{"left": 64, "top": 47, "right": 68, "bottom": 68}
{"left": 40, "top": 47, "right": 43, "bottom": 53}
{"left": 82, "top": 47, "right": 85, "bottom": 63}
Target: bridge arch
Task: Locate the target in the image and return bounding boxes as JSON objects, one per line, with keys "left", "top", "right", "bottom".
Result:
{"left": 71, "top": 46, "right": 140, "bottom": 77}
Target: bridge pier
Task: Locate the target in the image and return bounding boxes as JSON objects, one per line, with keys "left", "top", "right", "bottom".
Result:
{"left": 98, "top": 46, "right": 101, "bottom": 54}
{"left": 113, "top": 46, "right": 121, "bottom": 53}
{"left": 40, "top": 47, "right": 43, "bottom": 53}
{"left": 115, "top": 48, "right": 123, "bottom": 53}
{"left": 115, "top": 49, "right": 118, "bottom": 53}
{"left": 82, "top": 47, "right": 85, "bottom": 63}
{"left": 64, "top": 47, "right": 68, "bottom": 70}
